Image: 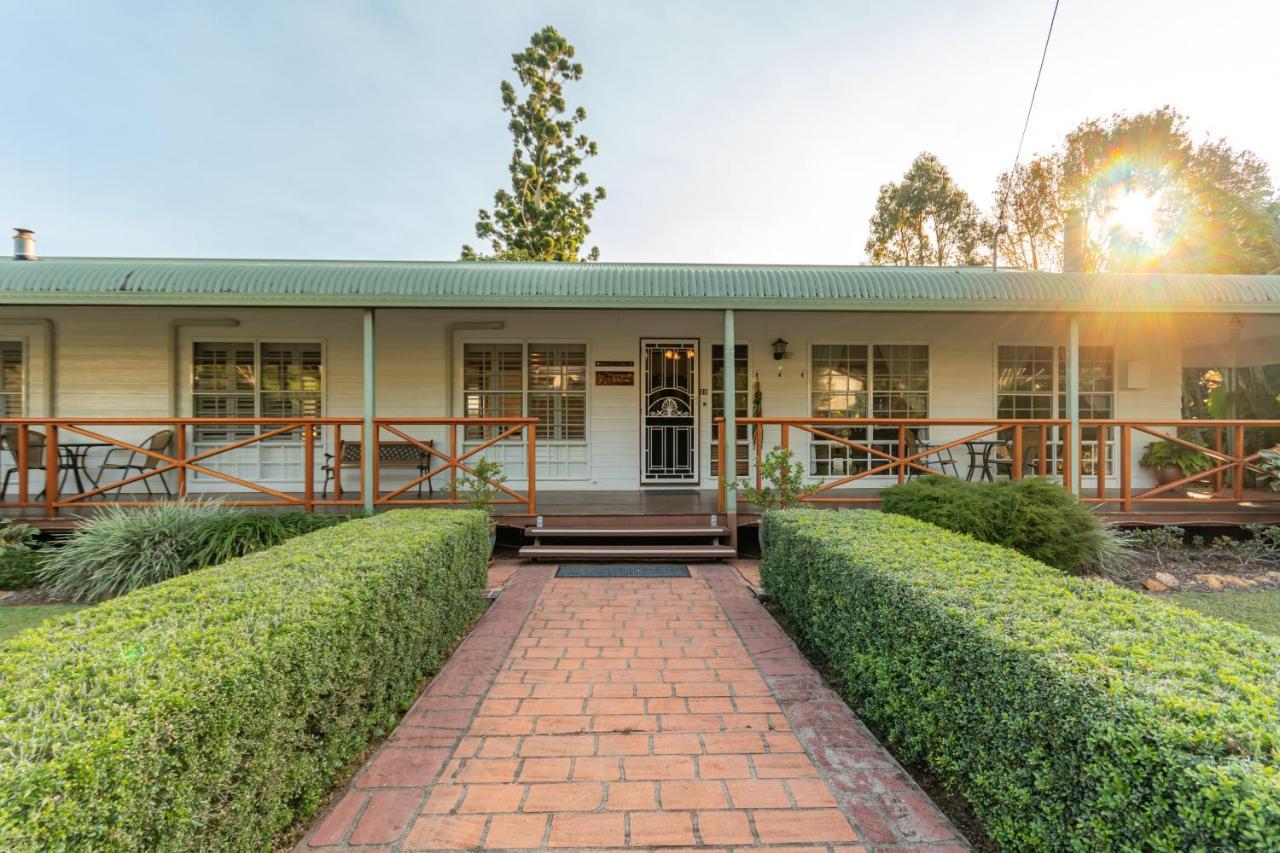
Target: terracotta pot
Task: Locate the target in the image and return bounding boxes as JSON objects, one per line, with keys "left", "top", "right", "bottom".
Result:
{"left": 1153, "top": 465, "right": 1185, "bottom": 485}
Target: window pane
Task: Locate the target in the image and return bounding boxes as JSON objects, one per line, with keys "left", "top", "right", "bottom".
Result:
{"left": 711, "top": 344, "right": 750, "bottom": 477}
{"left": 997, "top": 345, "right": 1054, "bottom": 419}
{"left": 528, "top": 344, "right": 587, "bottom": 442}
{"left": 193, "top": 342, "right": 257, "bottom": 441}
{"left": 0, "top": 341, "right": 22, "bottom": 417}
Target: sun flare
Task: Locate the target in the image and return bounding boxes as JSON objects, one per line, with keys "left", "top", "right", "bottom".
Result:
{"left": 1105, "top": 186, "right": 1163, "bottom": 241}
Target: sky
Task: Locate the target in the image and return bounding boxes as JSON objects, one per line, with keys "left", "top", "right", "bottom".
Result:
{"left": 2, "top": 0, "right": 1277, "bottom": 264}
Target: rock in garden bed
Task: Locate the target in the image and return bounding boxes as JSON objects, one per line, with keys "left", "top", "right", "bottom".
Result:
{"left": 1119, "top": 524, "right": 1280, "bottom": 593}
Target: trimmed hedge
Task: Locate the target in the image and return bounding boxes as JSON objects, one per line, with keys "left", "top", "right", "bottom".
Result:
{"left": 0, "top": 509, "right": 489, "bottom": 851}
{"left": 763, "top": 509, "right": 1280, "bottom": 850}
{"left": 880, "top": 475, "right": 1106, "bottom": 573}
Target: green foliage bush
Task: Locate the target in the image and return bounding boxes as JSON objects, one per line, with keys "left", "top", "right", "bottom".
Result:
{"left": 879, "top": 475, "right": 1107, "bottom": 573}
{"left": 0, "top": 523, "right": 42, "bottom": 589}
{"left": 36, "top": 502, "right": 349, "bottom": 601}
{"left": 0, "top": 509, "right": 489, "bottom": 851}
{"left": 763, "top": 509, "right": 1280, "bottom": 850}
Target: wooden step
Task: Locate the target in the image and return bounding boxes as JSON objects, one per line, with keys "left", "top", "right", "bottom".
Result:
{"left": 518, "top": 544, "right": 737, "bottom": 560}
{"left": 524, "top": 526, "right": 729, "bottom": 539}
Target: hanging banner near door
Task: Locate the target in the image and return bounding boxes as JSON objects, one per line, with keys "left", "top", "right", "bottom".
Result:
{"left": 595, "top": 370, "right": 634, "bottom": 386}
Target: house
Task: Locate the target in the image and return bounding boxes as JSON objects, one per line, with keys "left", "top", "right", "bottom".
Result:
{"left": 4, "top": 229, "right": 1280, "bottom": 554}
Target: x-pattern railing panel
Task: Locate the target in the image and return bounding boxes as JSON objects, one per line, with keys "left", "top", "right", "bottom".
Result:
{"left": 0, "top": 417, "right": 538, "bottom": 516}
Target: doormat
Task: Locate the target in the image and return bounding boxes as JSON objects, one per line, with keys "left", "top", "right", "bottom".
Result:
{"left": 556, "top": 564, "right": 691, "bottom": 578}
{"left": 644, "top": 489, "right": 699, "bottom": 495}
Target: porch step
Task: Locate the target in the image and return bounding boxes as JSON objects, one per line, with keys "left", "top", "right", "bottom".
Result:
{"left": 518, "top": 518, "right": 735, "bottom": 561}
{"left": 519, "top": 544, "right": 737, "bottom": 560}
{"left": 523, "top": 526, "right": 729, "bottom": 539}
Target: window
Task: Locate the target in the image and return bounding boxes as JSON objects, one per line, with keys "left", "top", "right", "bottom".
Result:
{"left": 996, "top": 344, "right": 1115, "bottom": 476}
{"left": 711, "top": 344, "right": 749, "bottom": 477}
{"left": 809, "top": 344, "right": 929, "bottom": 476}
{"left": 462, "top": 342, "right": 588, "bottom": 479}
{"left": 527, "top": 344, "right": 587, "bottom": 441}
{"left": 0, "top": 341, "right": 23, "bottom": 417}
{"left": 192, "top": 341, "right": 323, "bottom": 482}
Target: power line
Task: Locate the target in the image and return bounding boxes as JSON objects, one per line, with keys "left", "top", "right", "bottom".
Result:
{"left": 996, "top": 0, "right": 1063, "bottom": 229}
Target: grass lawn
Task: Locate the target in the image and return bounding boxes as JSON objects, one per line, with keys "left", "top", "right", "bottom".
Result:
{"left": 1165, "top": 591, "right": 1280, "bottom": 637}
{"left": 0, "top": 605, "right": 86, "bottom": 642}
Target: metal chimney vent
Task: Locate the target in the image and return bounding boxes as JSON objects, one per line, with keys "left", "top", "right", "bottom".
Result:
{"left": 12, "top": 228, "right": 36, "bottom": 261}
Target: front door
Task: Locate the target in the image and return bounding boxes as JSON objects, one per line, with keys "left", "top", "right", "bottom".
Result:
{"left": 641, "top": 339, "right": 698, "bottom": 483}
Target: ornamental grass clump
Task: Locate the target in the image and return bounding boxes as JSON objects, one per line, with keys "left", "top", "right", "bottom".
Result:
{"left": 36, "top": 502, "right": 351, "bottom": 601}
{"left": 879, "top": 475, "right": 1108, "bottom": 573}
{"left": 37, "top": 501, "right": 224, "bottom": 600}
{"left": 763, "top": 509, "right": 1280, "bottom": 850}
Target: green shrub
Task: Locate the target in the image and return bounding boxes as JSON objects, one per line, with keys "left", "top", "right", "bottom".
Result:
{"left": 0, "top": 523, "right": 42, "bottom": 589}
{"left": 879, "top": 475, "right": 1106, "bottom": 573}
{"left": 36, "top": 502, "right": 351, "bottom": 601}
{"left": 1141, "top": 436, "right": 1214, "bottom": 477}
{"left": 763, "top": 509, "right": 1280, "bottom": 851}
{"left": 0, "top": 509, "right": 488, "bottom": 851}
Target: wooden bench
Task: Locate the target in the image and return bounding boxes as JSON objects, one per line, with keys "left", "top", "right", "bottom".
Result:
{"left": 322, "top": 439, "right": 435, "bottom": 497}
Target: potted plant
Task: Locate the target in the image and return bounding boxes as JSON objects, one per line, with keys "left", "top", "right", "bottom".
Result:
{"left": 733, "top": 447, "right": 820, "bottom": 552}
{"left": 1140, "top": 438, "right": 1213, "bottom": 485}
{"left": 460, "top": 458, "right": 507, "bottom": 555}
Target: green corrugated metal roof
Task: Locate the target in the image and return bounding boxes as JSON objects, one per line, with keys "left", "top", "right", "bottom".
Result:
{"left": 2, "top": 257, "right": 1280, "bottom": 312}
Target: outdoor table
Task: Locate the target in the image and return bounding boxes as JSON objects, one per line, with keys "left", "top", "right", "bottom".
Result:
{"left": 57, "top": 441, "right": 113, "bottom": 493}
{"left": 964, "top": 439, "right": 1008, "bottom": 482}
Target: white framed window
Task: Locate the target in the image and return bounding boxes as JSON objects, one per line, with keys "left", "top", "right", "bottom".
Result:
{"left": 808, "top": 343, "right": 930, "bottom": 476}
{"left": 710, "top": 343, "right": 750, "bottom": 478}
{"left": 0, "top": 340, "right": 24, "bottom": 417}
{"left": 996, "top": 344, "right": 1115, "bottom": 476}
{"left": 191, "top": 340, "right": 324, "bottom": 483}
{"left": 461, "top": 341, "right": 588, "bottom": 479}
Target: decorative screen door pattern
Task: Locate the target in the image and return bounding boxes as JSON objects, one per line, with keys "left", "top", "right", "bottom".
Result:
{"left": 641, "top": 339, "right": 698, "bottom": 483}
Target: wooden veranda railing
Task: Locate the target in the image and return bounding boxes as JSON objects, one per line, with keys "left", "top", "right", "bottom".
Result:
{"left": 0, "top": 417, "right": 538, "bottom": 517}
{"left": 714, "top": 416, "right": 1280, "bottom": 514}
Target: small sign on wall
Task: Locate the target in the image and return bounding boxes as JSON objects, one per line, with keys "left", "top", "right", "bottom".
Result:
{"left": 595, "top": 370, "right": 634, "bottom": 386}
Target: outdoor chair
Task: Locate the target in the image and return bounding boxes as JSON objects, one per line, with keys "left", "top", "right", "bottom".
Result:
{"left": 96, "top": 429, "right": 176, "bottom": 498}
{"left": 903, "top": 428, "right": 960, "bottom": 479}
{"left": 1, "top": 426, "right": 56, "bottom": 500}
{"left": 322, "top": 439, "right": 435, "bottom": 498}
{"left": 993, "top": 427, "right": 1043, "bottom": 479}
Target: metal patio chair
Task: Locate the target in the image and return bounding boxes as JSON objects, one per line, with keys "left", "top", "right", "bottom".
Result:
{"left": 903, "top": 428, "right": 960, "bottom": 479}
{"left": 96, "top": 429, "right": 176, "bottom": 498}
{"left": 1, "top": 426, "right": 55, "bottom": 500}
{"left": 993, "top": 427, "right": 1043, "bottom": 479}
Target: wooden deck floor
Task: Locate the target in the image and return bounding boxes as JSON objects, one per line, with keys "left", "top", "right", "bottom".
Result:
{"left": 10, "top": 486, "right": 1280, "bottom": 532}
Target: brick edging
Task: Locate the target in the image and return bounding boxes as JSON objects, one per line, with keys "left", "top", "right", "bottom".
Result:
{"left": 700, "top": 564, "right": 971, "bottom": 850}
{"left": 301, "top": 565, "right": 555, "bottom": 850}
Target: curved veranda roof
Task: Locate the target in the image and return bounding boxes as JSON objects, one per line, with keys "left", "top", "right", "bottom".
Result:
{"left": 2, "top": 257, "right": 1280, "bottom": 313}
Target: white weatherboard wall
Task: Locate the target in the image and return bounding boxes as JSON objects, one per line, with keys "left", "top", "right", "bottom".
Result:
{"left": 0, "top": 304, "right": 1234, "bottom": 494}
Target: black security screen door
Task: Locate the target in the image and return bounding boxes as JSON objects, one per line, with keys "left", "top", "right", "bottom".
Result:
{"left": 641, "top": 339, "right": 698, "bottom": 483}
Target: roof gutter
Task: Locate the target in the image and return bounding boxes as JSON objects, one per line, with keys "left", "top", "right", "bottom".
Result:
{"left": 2, "top": 292, "right": 1278, "bottom": 314}
{"left": 0, "top": 318, "right": 54, "bottom": 416}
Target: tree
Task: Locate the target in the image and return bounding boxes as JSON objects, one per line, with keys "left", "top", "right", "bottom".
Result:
{"left": 462, "top": 26, "right": 606, "bottom": 262}
{"left": 865, "top": 153, "right": 987, "bottom": 266}
{"left": 992, "top": 155, "right": 1062, "bottom": 271}
{"left": 1056, "top": 107, "right": 1280, "bottom": 273}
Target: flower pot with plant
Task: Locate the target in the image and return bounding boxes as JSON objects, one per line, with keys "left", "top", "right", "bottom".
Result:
{"left": 1139, "top": 438, "right": 1212, "bottom": 485}
{"left": 460, "top": 458, "right": 508, "bottom": 556}
{"left": 733, "top": 447, "right": 821, "bottom": 552}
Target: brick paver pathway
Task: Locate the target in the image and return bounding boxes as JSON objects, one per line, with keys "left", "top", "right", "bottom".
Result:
{"left": 302, "top": 564, "right": 967, "bottom": 852}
